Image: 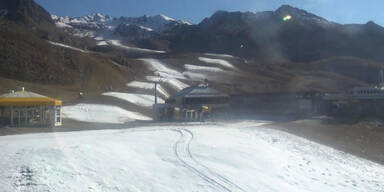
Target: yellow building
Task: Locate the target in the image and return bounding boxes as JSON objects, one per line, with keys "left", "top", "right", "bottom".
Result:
{"left": 0, "top": 88, "right": 62, "bottom": 127}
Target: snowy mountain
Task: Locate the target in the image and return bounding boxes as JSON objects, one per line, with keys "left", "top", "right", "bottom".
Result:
{"left": 118, "top": 14, "right": 192, "bottom": 32}
{"left": 52, "top": 13, "right": 192, "bottom": 40}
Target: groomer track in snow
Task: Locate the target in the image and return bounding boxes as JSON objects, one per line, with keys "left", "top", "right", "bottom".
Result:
{"left": 0, "top": 121, "right": 383, "bottom": 192}
{"left": 174, "top": 128, "right": 245, "bottom": 192}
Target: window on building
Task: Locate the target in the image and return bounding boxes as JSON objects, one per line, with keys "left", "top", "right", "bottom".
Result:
{"left": 56, "top": 107, "right": 61, "bottom": 123}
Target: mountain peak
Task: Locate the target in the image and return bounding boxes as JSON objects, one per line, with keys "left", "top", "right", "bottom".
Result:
{"left": 156, "top": 14, "right": 175, "bottom": 21}
{"left": 0, "top": 0, "right": 53, "bottom": 25}
{"left": 84, "top": 13, "right": 112, "bottom": 22}
{"left": 275, "top": 4, "right": 328, "bottom": 23}
{"left": 367, "top": 21, "right": 377, "bottom": 25}
{"left": 276, "top": 4, "right": 297, "bottom": 12}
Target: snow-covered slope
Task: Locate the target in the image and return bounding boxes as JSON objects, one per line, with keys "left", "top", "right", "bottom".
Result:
{"left": 107, "top": 40, "right": 166, "bottom": 53}
{"left": 138, "top": 58, "right": 184, "bottom": 78}
{"left": 198, "top": 57, "right": 236, "bottom": 69}
{"left": 62, "top": 103, "right": 151, "bottom": 123}
{"left": 51, "top": 13, "right": 192, "bottom": 40}
{"left": 203, "top": 53, "right": 234, "bottom": 59}
{"left": 102, "top": 92, "right": 164, "bottom": 107}
{"left": 184, "top": 64, "right": 226, "bottom": 73}
{"left": 0, "top": 121, "right": 383, "bottom": 192}
{"left": 126, "top": 81, "right": 170, "bottom": 98}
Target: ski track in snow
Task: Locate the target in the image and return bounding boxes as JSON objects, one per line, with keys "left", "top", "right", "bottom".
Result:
{"left": 1, "top": 122, "right": 384, "bottom": 192}
{"left": 173, "top": 128, "right": 245, "bottom": 192}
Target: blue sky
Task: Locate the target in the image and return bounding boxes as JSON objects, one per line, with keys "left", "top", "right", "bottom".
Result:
{"left": 35, "top": 0, "right": 383, "bottom": 25}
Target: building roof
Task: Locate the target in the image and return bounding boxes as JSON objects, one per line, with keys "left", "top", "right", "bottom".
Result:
{"left": 0, "top": 90, "right": 62, "bottom": 106}
{"left": 0, "top": 91, "right": 47, "bottom": 98}
{"left": 170, "top": 85, "right": 229, "bottom": 99}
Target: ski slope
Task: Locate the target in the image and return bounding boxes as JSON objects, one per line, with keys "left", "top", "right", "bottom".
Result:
{"left": 184, "top": 64, "right": 226, "bottom": 73}
{"left": 198, "top": 57, "right": 235, "bottom": 69}
{"left": 139, "top": 58, "right": 184, "bottom": 78}
{"left": 146, "top": 75, "right": 188, "bottom": 91}
{"left": 62, "top": 103, "right": 151, "bottom": 123}
{"left": 108, "top": 40, "right": 166, "bottom": 53}
{"left": 0, "top": 121, "right": 383, "bottom": 192}
{"left": 102, "top": 92, "right": 164, "bottom": 107}
{"left": 204, "top": 53, "right": 235, "bottom": 58}
{"left": 126, "top": 81, "right": 170, "bottom": 98}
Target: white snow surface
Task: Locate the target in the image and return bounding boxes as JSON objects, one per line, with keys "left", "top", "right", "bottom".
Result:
{"left": 62, "top": 103, "right": 151, "bottom": 124}
{"left": 204, "top": 53, "right": 234, "bottom": 58}
{"left": 48, "top": 41, "right": 87, "bottom": 53}
{"left": 183, "top": 64, "right": 235, "bottom": 81}
{"left": 138, "top": 58, "right": 189, "bottom": 91}
{"left": 184, "top": 64, "right": 226, "bottom": 73}
{"left": 127, "top": 81, "right": 155, "bottom": 90}
{"left": 138, "top": 58, "right": 184, "bottom": 78}
{"left": 102, "top": 92, "right": 164, "bottom": 107}
{"left": 164, "top": 78, "right": 189, "bottom": 91}
{"left": 126, "top": 81, "right": 170, "bottom": 98}
{"left": 51, "top": 13, "right": 191, "bottom": 40}
{"left": 0, "top": 121, "right": 383, "bottom": 192}
{"left": 97, "top": 41, "right": 108, "bottom": 46}
{"left": 146, "top": 76, "right": 188, "bottom": 91}
{"left": 183, "top": 71, "right": 210, "bottom": 80}
{"left": 108, "top": 40, "right": 166, "bottom": 53}
{"left": 158, "top": 14, "right": 175, "bottom": 21}
{"left": 198, "top": 57, "right": 235, "bottom": 69}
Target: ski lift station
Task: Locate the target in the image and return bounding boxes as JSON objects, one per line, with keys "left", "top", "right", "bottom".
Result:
{"left": 154, "top": 85, "right": 229, "bottom": 121}
{"left": 0, "top": 88, "right": 62, "bottom": 127}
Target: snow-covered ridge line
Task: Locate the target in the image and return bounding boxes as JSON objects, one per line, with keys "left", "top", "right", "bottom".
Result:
{"left": 51, "top": 13, "right": 192, "bottom": 40}
{"left": 48, "top": 41, "right": 87, "bottom": 53}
